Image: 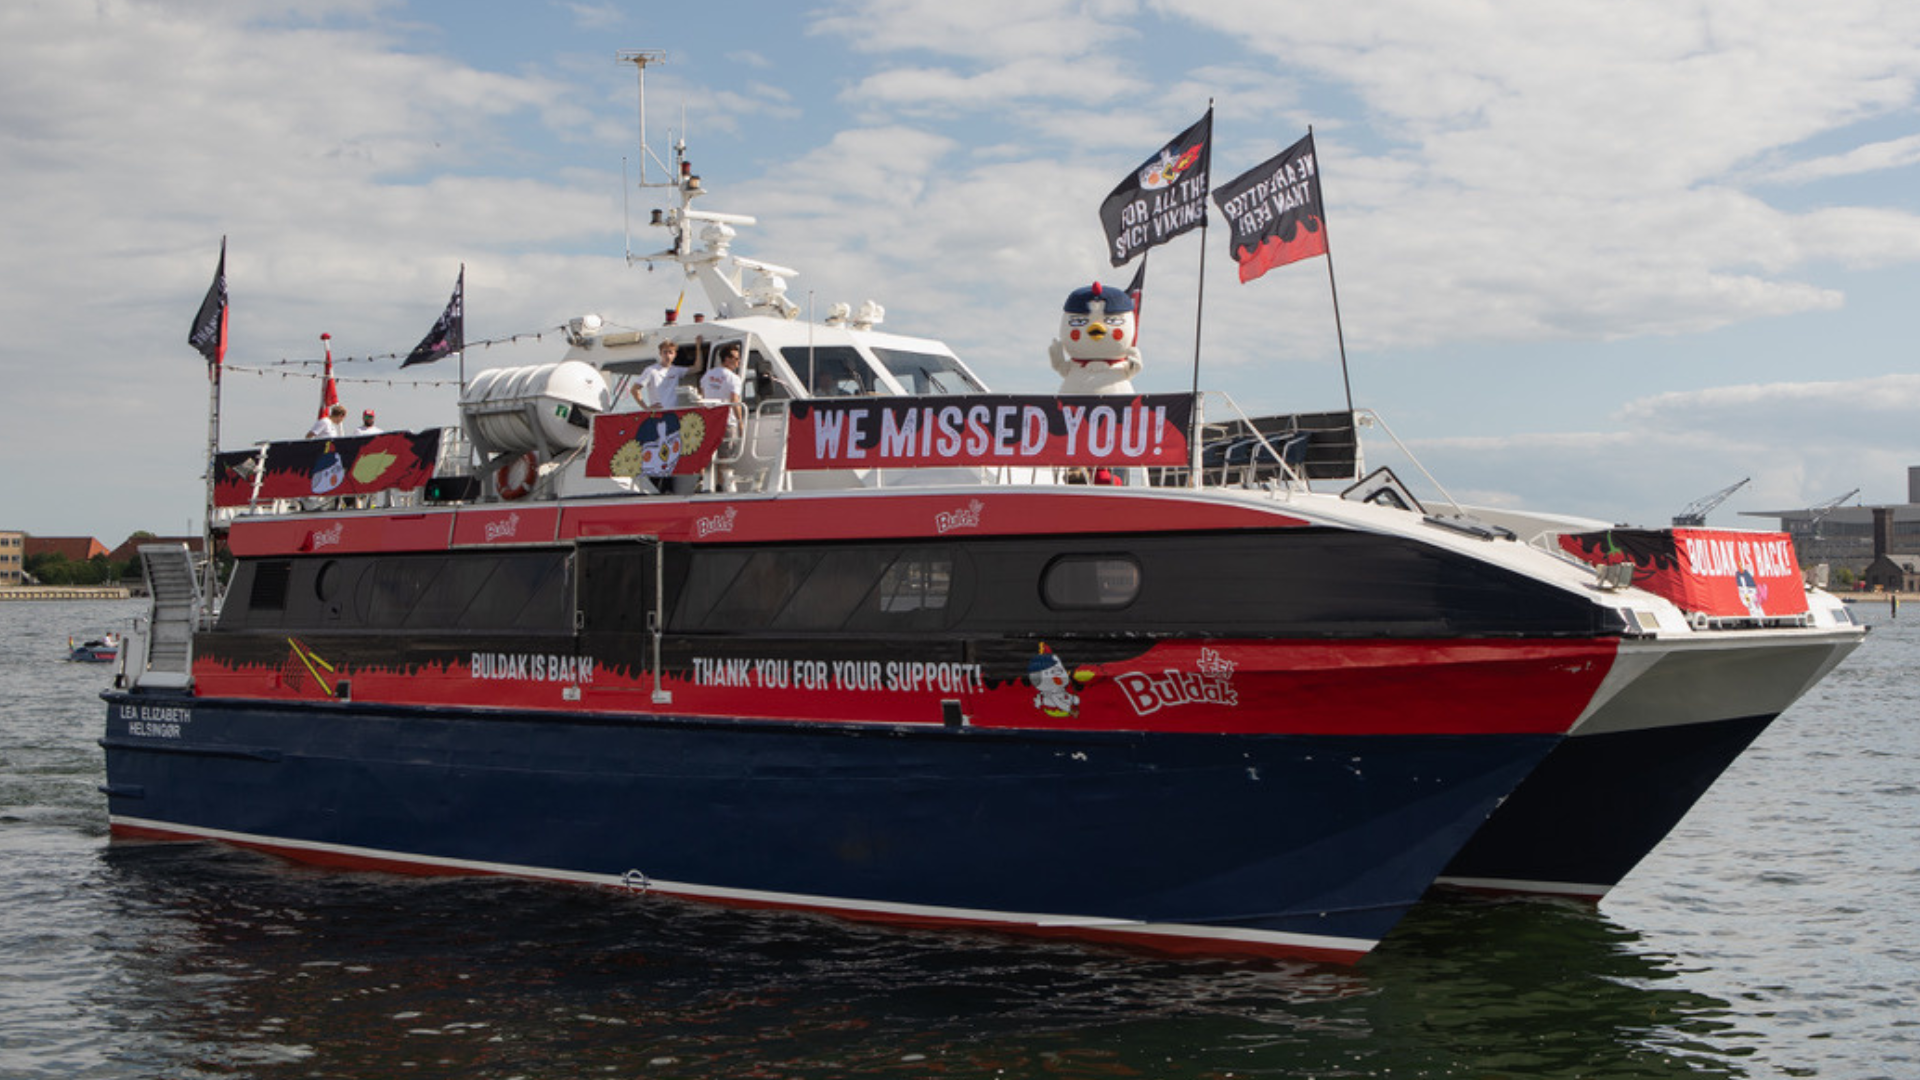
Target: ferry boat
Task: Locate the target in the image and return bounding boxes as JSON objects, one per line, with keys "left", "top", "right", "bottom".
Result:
{"left": 100, "top": 141, "right": 1864, "bottom": 964}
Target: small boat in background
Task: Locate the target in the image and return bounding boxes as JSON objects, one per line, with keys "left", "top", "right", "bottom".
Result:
{"left": 68, "top": 634, "right": 121, "bottom": 663}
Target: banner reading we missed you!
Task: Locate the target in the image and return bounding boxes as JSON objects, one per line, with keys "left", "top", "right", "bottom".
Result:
{"left": 786, "top": 395, "right": 1195, "bottom": 470}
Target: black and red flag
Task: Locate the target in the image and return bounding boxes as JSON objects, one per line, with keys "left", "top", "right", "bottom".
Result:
{"left": 403, "top": 265, "right": 464, "bottom": 367}
{"left": 1213, "top": 132, "right": 1328, "bottom": 284}
{"left": 1099, "top": 110, "right": 1212, "bottom": 268}
{"left": 188, "top": 237, "right": 229, "bottom": 366}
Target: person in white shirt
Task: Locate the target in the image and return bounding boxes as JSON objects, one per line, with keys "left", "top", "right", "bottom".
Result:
{"left": 307, "top": 403, "right": 347, "bottom": 439}
{"left": 631, "top": 340, "right": 682, "bottom": 409}
{"left": 699, "top": 341, "right": 744, "bottom": 406}
{"left": 699, "top": 341, "right": 745, "bottom": 492}
{"left": 355, "top": 409, "right": 384, "bottom": 436}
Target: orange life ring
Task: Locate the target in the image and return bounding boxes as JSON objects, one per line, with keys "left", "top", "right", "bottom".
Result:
{"left": 495, "top": 452, "right": 537, "bottom": 500}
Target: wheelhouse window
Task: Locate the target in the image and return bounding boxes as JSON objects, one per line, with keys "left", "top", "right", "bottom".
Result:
{"left": 779, "top": 346, "right": 878, "bottom": 398}
{"left": 745, "top": 350, "right": 791, "bottom": 403}
{"left": 1040, "top": 555, "right": 1140, "bottom": 610}
{"left": 872, "top": 347, "right": 985, "bottom": 395}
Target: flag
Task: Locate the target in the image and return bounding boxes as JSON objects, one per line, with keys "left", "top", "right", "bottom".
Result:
{"left": 319, "top": 333, "right": 339, "bottom": 418}
{"left": 1098, "top": 110, "right": 1212, "bottom": 268}
{"left": 403, "top": 266, "right": 465, "bottom": 367}
{"left": 1212, "top": 132, "right": 1328, "bottom": 284}
{"left": 188, "top": 238, "right": 229, "bottom": 366}
{"left": 1124, "top": 257, "right": 1146, "bottom": 323}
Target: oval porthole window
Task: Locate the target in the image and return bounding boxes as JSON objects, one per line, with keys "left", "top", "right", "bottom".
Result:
{"left": 1041, "top": 555, "right": 1141, "bottom": 610}
{"left": 314, "top": 559, "right": 341, "bottom": 602}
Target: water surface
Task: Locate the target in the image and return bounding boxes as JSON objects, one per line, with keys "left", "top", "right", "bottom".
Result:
{"left": 2, "top": 598, "right": 1913, "bottom": 1078}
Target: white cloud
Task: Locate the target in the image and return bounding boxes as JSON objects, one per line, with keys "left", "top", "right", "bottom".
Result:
{"left": 1764, "top": 135, "right": 1920, "bottom": 184}
{"left": 811, "top": 0, "right": 1141, "bottom": 62}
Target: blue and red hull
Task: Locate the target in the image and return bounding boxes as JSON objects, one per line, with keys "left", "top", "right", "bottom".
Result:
{"left": 103, "top": 690, "right": 1558, "bottom": 962}
{"left": 104, "top": 491, "right": 1647, "bottom": 961}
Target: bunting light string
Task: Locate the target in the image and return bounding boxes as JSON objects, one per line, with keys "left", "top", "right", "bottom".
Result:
{"left": 262, "top": 326, "right": 567, "bottom": 367}
{"left": 224, "top": 364, "right": 465, "bottom": 389}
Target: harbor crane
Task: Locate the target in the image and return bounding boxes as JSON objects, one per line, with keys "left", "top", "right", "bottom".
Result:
{"left": 1673, "top": 477, "right": 1750, "bottom": 527}
{"left": 1807, "top": 488, "right": 1861, "bottom": 538}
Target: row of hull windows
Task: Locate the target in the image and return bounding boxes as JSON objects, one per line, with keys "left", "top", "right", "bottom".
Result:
{"left": 220, "top": 544, "right": 1142, "bottom": 636}
{"left": 214, "top": 530, "right": 1614, "bottom": 639}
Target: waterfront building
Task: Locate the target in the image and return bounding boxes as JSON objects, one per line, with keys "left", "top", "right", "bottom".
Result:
{"left": 1742, "top": 466, "right": 1920, "bottom": 585}
{"left": 0, "top": 531, "right": 22, "bottom": 586}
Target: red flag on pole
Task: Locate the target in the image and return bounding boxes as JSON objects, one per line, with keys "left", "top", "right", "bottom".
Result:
{"left": 319, "top": 332, "right": 339, "bottom": 418}
{"left": 1212, "top": 133, "right": 1328, "bottom": 284}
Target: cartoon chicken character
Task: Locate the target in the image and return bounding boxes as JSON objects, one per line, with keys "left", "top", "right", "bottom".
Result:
{"left": 1049, "top": 282, "right": 1142, "bottom": 395}
{"left": 310, "top": 442, "right": 346, "bottom": 494}
{"left": 1028, "top": 642, "right": 1096, "bottom": 719}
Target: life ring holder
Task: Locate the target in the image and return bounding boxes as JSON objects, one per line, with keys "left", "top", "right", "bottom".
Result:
{"left": 495, "top": 452, "right": 538, "bottom": 500}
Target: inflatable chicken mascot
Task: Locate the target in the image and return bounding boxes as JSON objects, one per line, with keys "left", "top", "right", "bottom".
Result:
{"left": 1049, "top": 282, "right": 1142, "bottom": 394}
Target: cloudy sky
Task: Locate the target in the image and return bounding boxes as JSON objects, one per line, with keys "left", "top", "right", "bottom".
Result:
{"left": 5, "top": 0, "right": 1919, "bottom": 545}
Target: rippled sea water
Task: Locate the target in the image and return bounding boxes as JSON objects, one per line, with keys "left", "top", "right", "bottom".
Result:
{"left": 2, "top": 598, "right": 1914, "bottom": 1079}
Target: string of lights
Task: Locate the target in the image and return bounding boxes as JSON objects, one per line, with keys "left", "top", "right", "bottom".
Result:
{"left": 221, "top": 365, "right": 465, "bottom": 389}
{"left": 253, "top": 327, "right": 568, "bottom": 368}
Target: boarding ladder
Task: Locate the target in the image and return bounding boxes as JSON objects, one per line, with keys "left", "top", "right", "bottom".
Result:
{"left": 131, "top": 543, "right": 202, "bottom": 690}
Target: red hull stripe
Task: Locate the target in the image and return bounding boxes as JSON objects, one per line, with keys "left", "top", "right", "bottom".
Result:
{"left": 228, "top": 490, "right": 1310, "bottom": 557}
{"left": 108, "top": 817, "right": 1371, "bottom": 964}
{"left": 189, "top": 637, "right": 1616, "bottom": 737}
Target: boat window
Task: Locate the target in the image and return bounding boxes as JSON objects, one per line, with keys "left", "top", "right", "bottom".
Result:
{"left": 746, "top": 350, "right": 790, "bottom": 403}
{"left": 356, "top": 552, "right": 571, "bottom": 631}
{"left": 249, "top": 560, "right": 291, "bottom": 611}
{"left": 872, "top": 347, "right": 985, "bottom": 395}
{"left": 705, "top": 549, "right": 819, "bottom": 627}
{"left": 780, "top": 346, "right": 877, "bottom": 398}
{"left": 673, "top": 544, "right": 964, "bottom": 632}
{"left": 879, "top": 552, "right": 951, "bottom": 612}
{"left": 1040, "top": 555, "right": 1141, "bottom": 610}
{"left": 314, "top": 560, "right": 343, "bottom": 602}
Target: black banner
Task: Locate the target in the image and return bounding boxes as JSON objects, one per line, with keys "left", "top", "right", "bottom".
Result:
{"left": 403, "top": 266, "right": 464, "bottom": 367}
{"left": 1098, "top": 111, "right": 1212, "bottom": 267}
{"left": 785, "top": 394, "right": 1195, "bottom": 470}
{"left": 1213, "top": 133, "right": 1327, "bottom": 283}
{"left": 188, "top": 237, "right": 228, "bottom": 366}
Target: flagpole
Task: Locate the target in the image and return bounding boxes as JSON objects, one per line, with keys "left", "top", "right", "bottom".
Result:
{"left": 457, "top": 265, "right": 467, "bottom": 389}
{"left": 1311, "top": 125, "right": 1356, "bottom": 416}
{"left": 1186, "top": 100, "right": 1215, "bottom": 490}
{"left": 203, "top": 336, "right": 221, "bottom": 609}
{"left": 1188, "top": 219, "right": 1209, "bottom": 489}
{"left": 196, "top": 236, "right": 230, "bottom": 612}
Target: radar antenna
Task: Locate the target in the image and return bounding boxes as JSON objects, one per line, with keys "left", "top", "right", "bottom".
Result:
{"left": 617, "top": 50, "right": 672, "bottom": 186}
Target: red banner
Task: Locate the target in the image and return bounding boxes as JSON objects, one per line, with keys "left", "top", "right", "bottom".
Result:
{"left": 785, "top": 394, "right": 1195, "bottom": 471}
{"left": 1559, "top": 528, "right": 1808, "bottom": 618}
{"left": 212, "top": 431, "right": 441, "bottom": 507}
{"left": 586, "top": 407, "right": 730, "bottom": 478}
